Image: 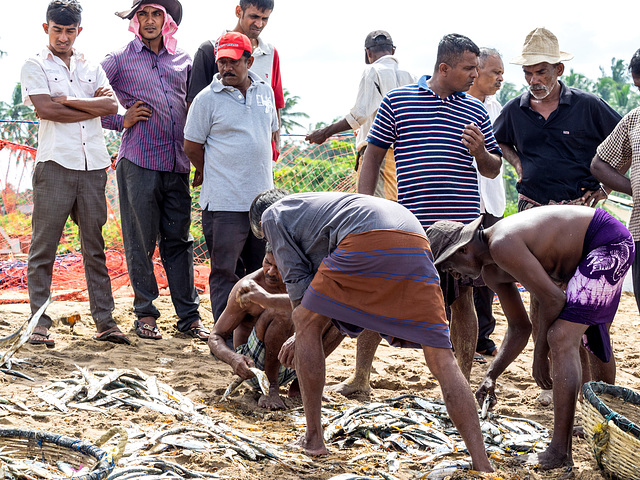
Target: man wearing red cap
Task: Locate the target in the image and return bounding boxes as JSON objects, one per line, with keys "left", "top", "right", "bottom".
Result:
{"left": 101, "top": 0, "right": 209, "bottom": 342}
{"left": 184, "top": 31, "right": 279, "bottom": 338}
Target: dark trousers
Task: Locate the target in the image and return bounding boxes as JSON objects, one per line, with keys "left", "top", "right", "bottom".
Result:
{"left": 27, "top": 161, "right": 115, "bottom": 330}
{"left": 116, "top": 158, "right": 200, "bottom": 331}
{"left": 632, "top": 240, "right": 640, "bottom": 314}
{"left": 474, "top": 212, "right": 502, "bottom": 352}
{"left": 202, "top": 210, "right": 266, "bottom": 320}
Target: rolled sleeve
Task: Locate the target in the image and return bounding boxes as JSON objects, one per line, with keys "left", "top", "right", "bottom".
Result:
{"left": 345, "top": 68, "right": 382, "bottom": 131}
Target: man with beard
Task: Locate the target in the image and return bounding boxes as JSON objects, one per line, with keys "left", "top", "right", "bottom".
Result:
{"left": 184, "top": 31, "right": 279, "bottom": 348}
{"left": 102, "top": 0, "right": 208, "bottom": 342}
{"left": 187, "top": 0, "right": 283, "bottom": 151}
{"left": 493, "top": 27, "right": 621, "bottom": 405}
{"left": 494, "top": 27, "right": 620, "bottom": 212}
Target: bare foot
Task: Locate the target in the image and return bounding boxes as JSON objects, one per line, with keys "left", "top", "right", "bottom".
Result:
{"left": 287, "top": 379, "right": 301, "bottom": 398}
{"left": 326, "top": 375, "right": 371, "bottom": 396}
{"left": 258, "top": 393, "right": 287, "bottom": 410}
{"left": 286, "top": 434, "right": 328, "bottom": 456}
{"left": 513, "top": 449, "right": 572, "bottom": 470}
{"left": 537, "top": 389, "right": 553, "bottom": 406}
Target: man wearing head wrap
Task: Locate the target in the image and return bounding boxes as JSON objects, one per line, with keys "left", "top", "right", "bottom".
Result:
{"left": 101, "top": 0, "right": 209, "bottom": 342}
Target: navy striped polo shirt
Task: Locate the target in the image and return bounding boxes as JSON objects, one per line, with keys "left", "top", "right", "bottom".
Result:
{"left": 367, "top": 75, "right": 502, "bottom": 228}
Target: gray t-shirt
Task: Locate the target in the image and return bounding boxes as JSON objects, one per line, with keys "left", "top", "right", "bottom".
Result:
{"left": 184, "top": 70, "right": 279, "bottom": 211}
{"left": 262, "top": 192, "right": 425, "bottom": 301}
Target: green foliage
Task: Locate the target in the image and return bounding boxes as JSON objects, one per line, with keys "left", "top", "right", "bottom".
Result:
{"left": 274, "top": 139, "right": 356, "bottom": 193}
{"left": 496, "top": 82, "right": 526, "bottom": 106}
{"left": 280, "top": 88, "right": 309, "bottom": 134}
{"left": 0, "top": 83, "right": 38, "bottom": 147}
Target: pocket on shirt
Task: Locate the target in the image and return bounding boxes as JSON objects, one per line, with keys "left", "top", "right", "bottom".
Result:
{"left": 78, "top": 76, "right": 98, "bottom": 97}
{"left": 44, "top": 70, "right": 68, "bottom": 98}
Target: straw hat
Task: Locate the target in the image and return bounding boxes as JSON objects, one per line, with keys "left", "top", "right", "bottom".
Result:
{"left": 511, "top": 27, "right": 573, "bottom": 66}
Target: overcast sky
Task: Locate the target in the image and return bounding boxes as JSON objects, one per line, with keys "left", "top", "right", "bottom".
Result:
{"left": 1, "top": 0, "right": 638, "bottom": 134}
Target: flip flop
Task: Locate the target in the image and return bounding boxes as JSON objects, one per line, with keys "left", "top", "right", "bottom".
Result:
{"left": 473, "top": 352, "right": 487, "bottom": 364}
{"left": 183, "top": 321, "right": 210, "bottom": 341}
{"left": 94, "top": 327, "right": 131, "bottom": 345}
{"left": 29, "top": 331, "right": 55, "bottom": 348}
{"left": 134, "top": 319, "right": 162, "bottom": 340}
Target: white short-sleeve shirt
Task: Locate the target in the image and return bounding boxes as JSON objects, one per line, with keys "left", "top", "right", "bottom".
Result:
{"left": 21, "top": 47, "right": 112, "bottom": 171}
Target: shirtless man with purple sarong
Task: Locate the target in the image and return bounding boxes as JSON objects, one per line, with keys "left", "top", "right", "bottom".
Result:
{"left": 427, "top": 205, "right": 633, "bottom": 470}
{"left": 248, "top": 189, "right": 494, "bottom": 472}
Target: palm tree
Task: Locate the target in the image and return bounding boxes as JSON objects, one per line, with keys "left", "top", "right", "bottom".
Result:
{"left": 280, "top": 88, "right": 309, "bottom": 134}
{"left": 0, "top": 83, "right": 38, "bottom": 147}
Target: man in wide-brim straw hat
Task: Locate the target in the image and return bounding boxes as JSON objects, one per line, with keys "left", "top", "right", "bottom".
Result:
{"left": 100, "top": 0, "right": 211, "bottom": 342}
{"left": 491, "top": 27, "right": 621, "bottom": 405}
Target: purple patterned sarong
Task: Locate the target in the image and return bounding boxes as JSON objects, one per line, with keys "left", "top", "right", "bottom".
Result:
{"left": 559, "top": 208, "right": 634, "bottom": 362}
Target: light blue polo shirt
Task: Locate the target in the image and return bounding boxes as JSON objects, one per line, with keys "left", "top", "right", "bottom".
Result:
{"left": 184, "top": 70, "right": 279, "bottom": 211}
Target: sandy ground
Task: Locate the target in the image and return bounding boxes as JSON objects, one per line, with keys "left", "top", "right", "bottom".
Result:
{"left": 0, "top": 290, "right": 639, "bottom": 479}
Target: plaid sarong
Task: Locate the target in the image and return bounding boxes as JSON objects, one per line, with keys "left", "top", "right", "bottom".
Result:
{"left": 236, "top": 328, "right": 297, "bottom": 390}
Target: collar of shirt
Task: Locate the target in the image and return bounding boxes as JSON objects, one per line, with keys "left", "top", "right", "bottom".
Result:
{"left": 40, "top": 46, "right": 86, "bottom": 71}
{"left": 417, "top": 74, "right": 467, "bottom": 100}
{"left": 211, "top": 70, "right": 264, "bottom": 93}
{"left": 373, "top": 55, "right": 400, "bottom": 67}
{"left": 131, "top": 35, "right": 170, "bottom": 55}
{"left": 520, "top": 80, "right": 572, "bottom": 108}
{"left": 253, "top": 35, "right": 273, "bottom": 56}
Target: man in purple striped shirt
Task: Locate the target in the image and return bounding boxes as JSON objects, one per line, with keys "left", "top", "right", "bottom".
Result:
{"left": 101, "top": 0, "right": 209, "bottom": 341}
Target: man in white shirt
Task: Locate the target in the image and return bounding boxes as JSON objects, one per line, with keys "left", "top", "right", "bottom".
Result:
{"left": 21, "top": 0, "right": 129, "bottom": 347}
{"left": 306, "top": 30, "right": 416, "bottom": 201}
{"left": 467, "top": 48, "right": 506, "bottom": 360}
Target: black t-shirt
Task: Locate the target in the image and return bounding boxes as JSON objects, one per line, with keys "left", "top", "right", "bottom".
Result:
{"left": 494, "top": 82, "right": 622, "bottom": 204}
{"left": 187, "top": 40, "right": 218, "bottom": 103}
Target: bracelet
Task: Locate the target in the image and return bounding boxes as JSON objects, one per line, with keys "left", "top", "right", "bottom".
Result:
{"left": 599, "top": 184, "right": 609, "bottom": 198}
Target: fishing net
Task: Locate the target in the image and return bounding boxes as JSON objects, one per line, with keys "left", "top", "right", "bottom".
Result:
{"left": 0, "top": 427, "right": 113, "bottom": 480}
{"left": 0, "top": 122, "right": 356, "bottom": 304}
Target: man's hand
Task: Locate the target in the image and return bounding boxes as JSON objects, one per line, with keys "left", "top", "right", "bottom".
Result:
{"left": 94, "top": 86, "right": 114, "bottom": 98}
{"left": 532, "top": 347, "right": 553, "bottom": 390}
{"left": 123, "top": 100, "right": 152, "bottom": 129}
{"left": 51, "top": 96, "right": 69, "bottom": 105}
{"left": 278, "top": 333, "right": 296, "bottom": 368}
{"left": 476, "top": 376, "right": 498, "bottom": 409}
{"left": 580, "top": 187, "right": 607, "bottom": 208}
{"left": 192, "top": 169, "right": 203, "bottom": 188}
{"left": 230, "top": 352, "right": 256, "bottom": 380}
{"left": 305, "top": 128, "right": 330, "bottom": 145}
{"left": 462, "top": 123, "right": 487, "bottom": 158}
{"left": 236, "top": 279, "right": 269, "bottom": 308}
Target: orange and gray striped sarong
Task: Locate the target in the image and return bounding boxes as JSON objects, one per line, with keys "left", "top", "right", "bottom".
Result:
{"left": 300, "top": 229, "right": 450, "bottom": 349}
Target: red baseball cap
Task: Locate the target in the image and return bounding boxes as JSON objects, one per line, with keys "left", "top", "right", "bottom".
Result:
{"left": 216, "top": 32, "right": 252, "bottom": 61}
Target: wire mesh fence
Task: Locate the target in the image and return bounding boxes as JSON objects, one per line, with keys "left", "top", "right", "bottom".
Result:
{"left": 0, "top": 121, "right": 357, "bottom": 302}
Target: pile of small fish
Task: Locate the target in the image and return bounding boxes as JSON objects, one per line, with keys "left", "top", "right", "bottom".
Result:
{"left": 0, "top": 298, "right": 50, "bottom": 370}
{"left": 318, "top": 394, "right": 549, "bottom": 479}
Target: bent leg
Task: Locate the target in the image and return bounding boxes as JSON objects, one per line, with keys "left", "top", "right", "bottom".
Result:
{"left": 520, "top": 319, "right": 587, "bottom": 469}
{"left": 289, "top": 305, "right": 334, "bottom": 456}
{"left": 423, "top": 346, "right": 492, "bottom": 473}
{"left": 257, "top": 309, "right": 294, "bottom": 410}
{"left": 450, "top": 286, "right": 477, "bottom": 381}
{"left": 327, "top": 328, "right": 381, "bottom": 395}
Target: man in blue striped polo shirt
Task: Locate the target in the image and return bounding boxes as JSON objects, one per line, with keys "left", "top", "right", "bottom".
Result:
{"left": 352, "top": 34, "right": 502, "bottom": 388}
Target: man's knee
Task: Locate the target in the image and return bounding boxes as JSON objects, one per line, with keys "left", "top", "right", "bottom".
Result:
{"left": 547, "top": 319, "right": 585, "bottom": 353}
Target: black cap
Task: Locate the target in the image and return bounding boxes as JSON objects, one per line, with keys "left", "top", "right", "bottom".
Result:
{"left": 116, "top": 0, "right": 183, "bottom": 26}
{"left": 365, "top": 30, "right": 393, "bottom": 49}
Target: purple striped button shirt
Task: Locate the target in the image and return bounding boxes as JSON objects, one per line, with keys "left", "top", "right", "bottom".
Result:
{"left": 101, "top": 37, "right": 192, "bottom": 173}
